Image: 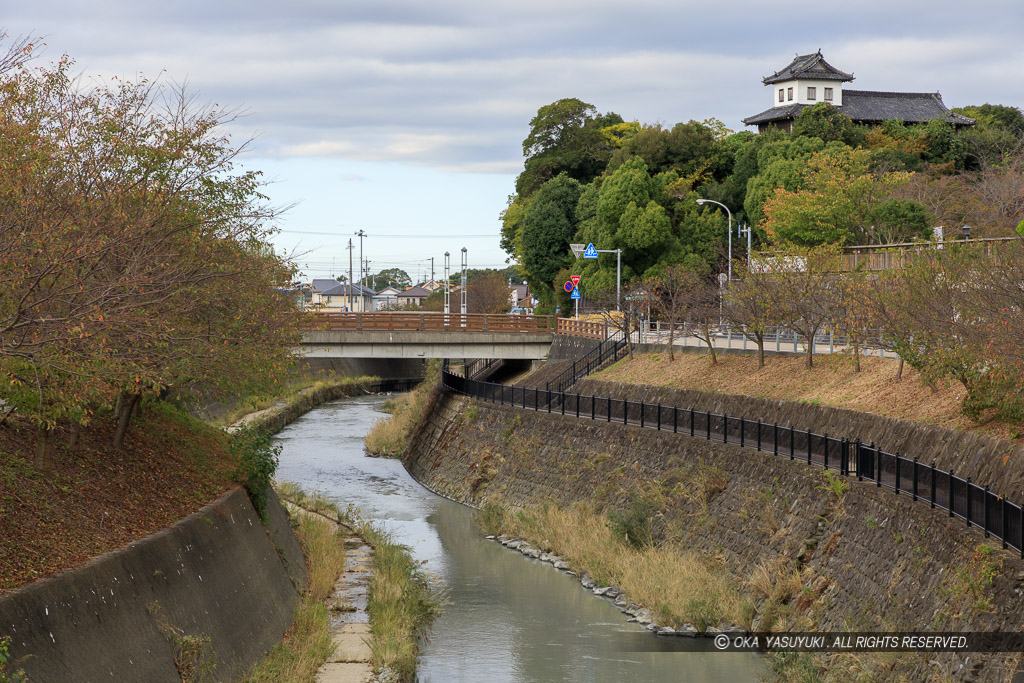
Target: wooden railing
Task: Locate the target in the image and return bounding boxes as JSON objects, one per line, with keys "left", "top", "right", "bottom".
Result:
{"left": 306, "top": 312, "right": 557, "bottom": 333}
{"left": 555, "top": 317, "right": 608, "bottom": 340}
{"left": 839, "top": 237, "right": 1018, "bottom": 272}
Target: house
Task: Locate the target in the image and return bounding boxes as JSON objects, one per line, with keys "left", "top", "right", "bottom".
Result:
{"left": 743, "top": 51, "right": 974, "bottom": 133}
{"left": 419, "top": 279, "right": 444, "bottom": 292}
{"left": 372, "top": 286, "right": 404, "bottom": 310}
{"left": 396, "top": 286, "right": 431, "bottom": 308}
{"left": 311, "top": 280, "right": 375, "bottom": 312}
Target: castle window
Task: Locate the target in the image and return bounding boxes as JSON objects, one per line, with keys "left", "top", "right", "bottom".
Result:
{"left": 807, "top": 86, "right": 816, "bottom": 100}
{"left": 787, "top": 87, "right": 793, "bottom": 101}
{"left": 824, "top": 87, "right": 833, "bottom": 101}
{"left": 779, "top": 88, "right": 784, "bottom": 103}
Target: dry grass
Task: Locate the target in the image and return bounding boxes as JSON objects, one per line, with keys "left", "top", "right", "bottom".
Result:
{"left": 494, "top": 501, "right": 752, "bottom": 631}
{"left": 365, "top": 361, "right": 440, "bottom": 457}
{"left": 243, "top": 506, "right": 346, "bottom": 683}
{"left": 596, "top": 352, "right": 1023, "bottom": 441}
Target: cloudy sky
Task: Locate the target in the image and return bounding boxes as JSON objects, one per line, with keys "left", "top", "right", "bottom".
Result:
{"left": 5, "top": 2, "right": 1023, "bottom": 282}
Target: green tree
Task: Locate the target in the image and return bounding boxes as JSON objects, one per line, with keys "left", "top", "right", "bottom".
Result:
{"left": 371, "top": 268, "right": 412, "bottom": 290}
{"left": 515, "top": 98, "right": 618, "bottom": 197}
{"left": 520, "top": 173, "right": 583, "bottom": 307}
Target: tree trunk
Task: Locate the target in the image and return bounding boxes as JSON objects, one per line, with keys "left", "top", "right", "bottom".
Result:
{"left": 35, "top": 423, "right": 56, "bottom": 471}
{"left": 68, "top": 421, "right": 81, "bottom": 449}
{"left": 112, "top": 393, "right": 141, "bottom": 450}
{"left": 757, "top": 337, "right": 765, "bottom": 369}
{"left": 896, "top": 357, "right": 904, "bottom": 380}
{"left": 853, "top": 342, "right": 861, "bottom": 373}
{"left": 805, "top": 342, "right": 814, "bottom": 369}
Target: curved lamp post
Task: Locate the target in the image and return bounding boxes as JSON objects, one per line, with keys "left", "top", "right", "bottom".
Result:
{"left": 696, "top": 198, "right": 732, "bottom": 281}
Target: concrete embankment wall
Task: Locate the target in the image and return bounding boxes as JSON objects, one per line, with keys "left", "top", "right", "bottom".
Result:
{"left": 0, "top": 487, "right": 303, "bottom": 682}
{"left": 404, "top": 390, "right": 1024, "bottom": 676}
{"left": 573, "top": 378, "right": 1024, "bottom": 501}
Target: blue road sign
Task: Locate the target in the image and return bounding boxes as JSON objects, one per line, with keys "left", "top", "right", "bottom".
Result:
{"left": 583, "top": 243, "right": 599, "bottom": 259}
{"left": 564, "top": 280, "right": 575, "bottom": 292}
{"left": 570, "top": 288, "right": 581, "bottom": 300}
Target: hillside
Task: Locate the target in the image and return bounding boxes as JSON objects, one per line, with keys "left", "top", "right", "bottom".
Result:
{"left": 594, "top": 350, "right": 1022, "bottom": 442}
{"left": 0, "top": 403, "right": 238, "bottom": 591}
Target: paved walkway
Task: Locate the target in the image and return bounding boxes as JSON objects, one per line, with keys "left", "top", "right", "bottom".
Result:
{"left": 283, "top": 501, "right": 376, "bottom": 683}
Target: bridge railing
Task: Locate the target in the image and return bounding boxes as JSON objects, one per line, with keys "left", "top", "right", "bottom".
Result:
{"left": 306, "top": 312, "right": 556, "bottom": 333}
{"left": 555, "top": 317, "right": 608, "bottom": 340}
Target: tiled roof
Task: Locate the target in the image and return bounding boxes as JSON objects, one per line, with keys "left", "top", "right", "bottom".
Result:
{"left": 321, "top": 283, "right": 376, "bottom": 297}
{"left": 763, "top": 51, "right": 854, "bottom": 85}
{"left": 743, "top": 92, "right": 975, "bottom": 127}
{"left": 400, "top": 286, "right": 431, "bottom": 298}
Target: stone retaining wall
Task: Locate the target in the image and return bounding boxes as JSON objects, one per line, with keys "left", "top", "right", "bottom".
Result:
{"left": 0, "top": 487, "right": 302, "bottom": 682}
{"left": 404, "top": 391, "right": 1024, "bottom": 680}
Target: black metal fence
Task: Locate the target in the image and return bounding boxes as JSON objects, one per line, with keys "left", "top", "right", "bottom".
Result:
{"left": 441, "top": 369, "right": 1024, "bottom": 557}
{"left": 546, "top": 335, "right": 630, "bottom": 394}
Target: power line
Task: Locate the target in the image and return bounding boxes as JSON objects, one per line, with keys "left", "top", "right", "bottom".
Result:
{"left": 276, "top": 229, "right": 496, "bottom": 238}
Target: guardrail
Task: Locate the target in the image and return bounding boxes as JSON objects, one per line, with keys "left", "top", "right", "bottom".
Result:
{"left": 306, "top": 312, "right": 556, "bottom": 333}
{"left": 440, "top": 369, "right": 1024, "bottom": 558}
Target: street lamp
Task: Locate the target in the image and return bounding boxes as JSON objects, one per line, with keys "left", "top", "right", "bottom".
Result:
{"left": 460, "top": 247, "right": 468, "bottom": 315}
{"left": 443, "top": 252, "right": 451, "bottom": 314}
{"left": 696, "top": 198, "right": 733, "bottom": 281}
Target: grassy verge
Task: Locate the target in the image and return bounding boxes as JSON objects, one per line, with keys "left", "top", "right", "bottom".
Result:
{"left": 244, "top": 493, "right": 346, "bottom": 683}
{"left": 273, "top": 483, "right": 441, "bottom": 682}
{"left": 364, "top": 361, "right": 440, "bottom": 457}
{"left": 216, "top": 373, "right": 380, "bottom": 430}
{"left": 478, "top": 500, "right": 752, "bottom": 631}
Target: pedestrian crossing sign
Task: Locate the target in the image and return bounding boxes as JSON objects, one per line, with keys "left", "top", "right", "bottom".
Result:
{"left": 583, "top": 243, "right": 598, "bottom": 259}
{"left": 570, "top": 288, "right": 581, "bottom": 300}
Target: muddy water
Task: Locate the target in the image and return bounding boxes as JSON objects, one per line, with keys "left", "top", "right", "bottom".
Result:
{"left": 274, "top": 395, "right": 764, "bottom": 682}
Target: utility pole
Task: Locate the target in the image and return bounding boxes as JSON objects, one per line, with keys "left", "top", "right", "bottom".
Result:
{"left": 430, "top": 257, "right": 435, "bottom": 283}
{"left": 364, "top": 258, "right": 372, "bottom": 290}
{"left": 347, "top": 239, "right": 354, "bottom": 312}
{"left": 355, "top": 230, "right": 366, "bottom": 289}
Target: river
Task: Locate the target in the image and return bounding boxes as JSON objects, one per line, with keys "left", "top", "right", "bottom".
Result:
{"left": 274, "top": 394, "right": 764, "bottom": 682}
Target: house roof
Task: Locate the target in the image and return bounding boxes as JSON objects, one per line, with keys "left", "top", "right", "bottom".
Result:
{"left": 401, "top": 286, "right": 431, "bottom": 298}
{"left": 321, "top": 283, "right": 376, "bottom": 297}
{"left": 763, "top": 51, "right": 854, "bottom": 85}
{"left": 311, "top": 278, "right": 341, "bottom": 293}
{"left": 743, "top": 91, "right": 975, "bottom": 127}
{"left": 374, "top": 286, "right": 403, "bottom": 296}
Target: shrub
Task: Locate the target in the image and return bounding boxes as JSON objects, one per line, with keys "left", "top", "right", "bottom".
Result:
{"left": 607, "top": 495, "right": 657, "bottom": 548}
{"left": 231, "top": 425, "right": 280, "bottom": 522}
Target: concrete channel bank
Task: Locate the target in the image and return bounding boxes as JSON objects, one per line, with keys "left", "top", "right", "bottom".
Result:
{"left": 402, "top": 363, "right": 1024, "bottom": 679}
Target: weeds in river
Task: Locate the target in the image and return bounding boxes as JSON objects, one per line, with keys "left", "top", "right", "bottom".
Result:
{"left": 365, "top": 361, "right": 440, "bottom": 457}
{"left": 495, "top": 501, "right": 748, "bottom": 631}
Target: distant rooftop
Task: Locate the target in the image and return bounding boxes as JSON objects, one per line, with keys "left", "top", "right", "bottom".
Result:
{"left": 743, "top": 89, "right": 975, "bottom": 126}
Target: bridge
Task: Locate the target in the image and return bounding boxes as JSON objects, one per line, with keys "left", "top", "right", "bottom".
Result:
{"left": 298, "top": 312, "right": 607, "bottom": 359}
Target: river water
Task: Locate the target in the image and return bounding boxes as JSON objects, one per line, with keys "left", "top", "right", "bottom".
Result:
{"left": 274, "top": 395, "right": 764, "bottom": 682}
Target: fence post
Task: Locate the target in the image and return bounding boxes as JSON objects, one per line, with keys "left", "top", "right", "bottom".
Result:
{"left": 547, "top": 389, "right": 551, "bottom": 413}
{"left": 1001, "top": 499, "right": 1008, "bottom": 550}
{"left": 874, "top": 443, "right": 880, "bottom": 487}
{"left": 912, "top": 457, "right": 919, "bottom": 501}
{"left": 984, "top": 485, "right": 990, "bottom": 538}
{"left": 575, "top": 394, "right": 580, "bottom": 419}
{"left": 640, "top": 401, "right": 645, "bottom": 428}
{"left": 561, "top": 392, "right": 566, "bottom": 415}
{"left": 966, "top": 478, "right": 973, "bottom": 528}
{"left": 690, "top": 409, "right": 695, "bottom": 437}
{"left": 789, "top": 425, "right": 795, "bottom": 459}
{"left": 806, "top": 429, "right": 812, "bottom": 465}
{"left": 773, "top": 423, "right": 778, "bottom": 455}
{"left": 855, "top": 439, "right": 862, "bottom": 481}
{"left": 823, "top": 434, "right": 829, "bottom": 470}
{"left": 534, "top": 388, "right": 538, "bottom": 412}
{"left": 591, "top": 395, "right": 595, "bottom": 421}
{"left": 707, "top": 412, "right": 711, "bottom": 440}
{"left": 757, "top": 419, "right": 762, "bottom": 451}
{"left": 673, "top": 405, "right": 678, "bottom": 433}
{"left": 607, "top": 396, "right": 611, "bottom": 422}
{"left": 930, "top": 461, "right": 936, "bottom": 508}
{"left": 740, "top": 417, "right": 745, "bottom": 448}
{"left": 894, "top": 453, "right": 900, "bottom": 495}
{"left": 657, "top": 403, "right": 662, "bottom": 431}
{"left": 949, "top": 470, "right": 954, "bottom": 517}
{"left": 723, "top": 413, "right": 729, "bottom": 444}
